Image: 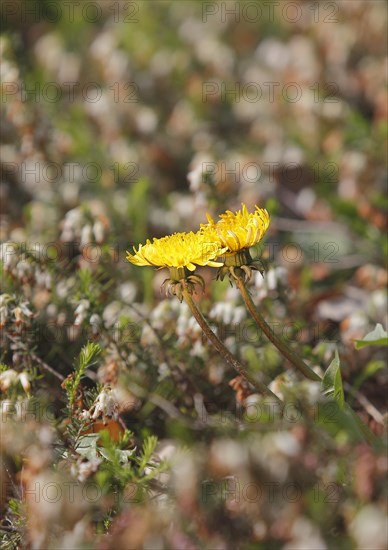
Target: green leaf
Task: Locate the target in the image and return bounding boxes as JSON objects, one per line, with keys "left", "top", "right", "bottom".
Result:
{"left": 316, "top": 400, "right": 377, "bottom": 445}
{"left": 138, "top": 435, "right": 158, "bottom": 472}
{"left": 344, "top": 404, "right": 378, "bottom": 446}
{"left": 353, "top": 360, "right": 386, "bottom": 392}
{"left": 66, "top": 343, "right": 102, "bottom": 408}
{"left": 99, "top": 446, "right": 136, "bottom": 465}
{"left": 0, "top": 363, "right": 9, "bottom": 373}
{"left": 322, "top": 349, "right": 345, "bottom": 408}
{"left": 79, "top": 342, "right": 102, "bottom": 368}
{"left": 75, "top": 433, "right": 100, "bottom": 460}
{"left": 354, "top": 323, "right": 388, "bottom": 349}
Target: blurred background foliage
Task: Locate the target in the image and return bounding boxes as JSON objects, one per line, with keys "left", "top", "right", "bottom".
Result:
{"left": 1, "top": 1, "right": 387, "bottom": 548}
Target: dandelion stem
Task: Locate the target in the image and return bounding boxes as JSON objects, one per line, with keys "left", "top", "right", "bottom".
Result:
{"left": 181, "top": 284, "right": 283, "bottom": 403}
{"left": 236, "top": 277, "right": 322, "bottom": 382}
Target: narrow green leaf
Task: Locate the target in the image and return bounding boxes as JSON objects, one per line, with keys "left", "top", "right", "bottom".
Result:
{"left": 353, "top": 360, "right": 386, "bottom": 392}
{"left": 79, "top": 342, "right": 102, "bottom": 369}
{"left": 322, "top": 349, "right": 345, "bottom": 408}
{"left": 67, "top": 343, "right": 102, "bottom": 408}
{"left": 354, "top": 323, "right": 388, "bottom": 349}
{"left": 344, "top": 404, "right": 378, "bottom": 446}
{"left": 138, "top": 435, "right": 158, "bottom": 472}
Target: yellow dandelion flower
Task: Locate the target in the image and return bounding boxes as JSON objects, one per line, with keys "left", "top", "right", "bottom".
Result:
{"left": 126, "top": 231, "right": 225, "bottom": 272}
{"left": 202, "top": 203, "right": 270, "bottom": 254}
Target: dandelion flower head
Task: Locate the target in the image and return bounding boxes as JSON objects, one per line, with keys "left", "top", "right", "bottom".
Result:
{"left": 202, "top": 203, "right": 270, "bottom": 254}
{"left": 126, "top": 231, "right": 225, "bottom": 272}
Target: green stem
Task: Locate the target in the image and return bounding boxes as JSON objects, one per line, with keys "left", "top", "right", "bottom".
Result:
{"left": 181, "top": 284, "right": 282, "bottom": 404}
{"left": 236, "top": 277, "right": 322, "bottom": 382}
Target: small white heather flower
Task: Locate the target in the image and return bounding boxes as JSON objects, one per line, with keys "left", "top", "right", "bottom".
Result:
{"left": 77, "top": 457, "right": 102, "bottom": 482}
{"left": 19, "top": 302, "right": 33, "bottom": 319}
{"left": 150, "top": 299, "right": 175, "bottom": 330}
{"left": 0, "top": 369, "right": 30, "bottom": 393}
{"left": 0, "top": 294, "right": 13, "bottom": 307}
{"left": 187, "top": 164, "right": 203, "bottom": 193}
{"left": 13, "top": 306, "right": 23, "bottom": 325}
{"left": 80, "top": 224, "right": 93, "bottom": 247}
{"left": 209, "top": 302, "right": 246, "bottom": 325}
{"left": 74, "top": 299, "right": 90, "bottom": 326}
{"left": 141, "top": 323, "right": 158, "bottom": 346}
{"left": 0, "top": 305, "right": 8, "bottom": 327}
{"left": 190, "top": 339, "right": 206, "bottom": 358}
{"left": 0, "top": 369, "right": 18, "bottom": 391}
{"left": 91, "top": 388, "right": 118, "bottom": 420}
{"left": 255, "top": 267, "right": 287, "bottom": 300}
{"left": 93, "top": 220, "right": 105, "bottom": 243}
{"left": 187, "top": 154, "right": 214, "bottom": 192}
{"left": 16, "top": 259, "right": 32, "bottom": 280}
{"left": 102, "top": 301, "right": 121, "bottom": 329}
{"left": 89, "top": 313, "right": 101, "bottom": 336}
{"left": 35, "top": 268, "right": 52, "bottom": 289}
{"left": 18, "top": 372, "right": 31, "bottom": 393}
{"left": 80, "top": 410, "right": 91, "bottom": 421}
